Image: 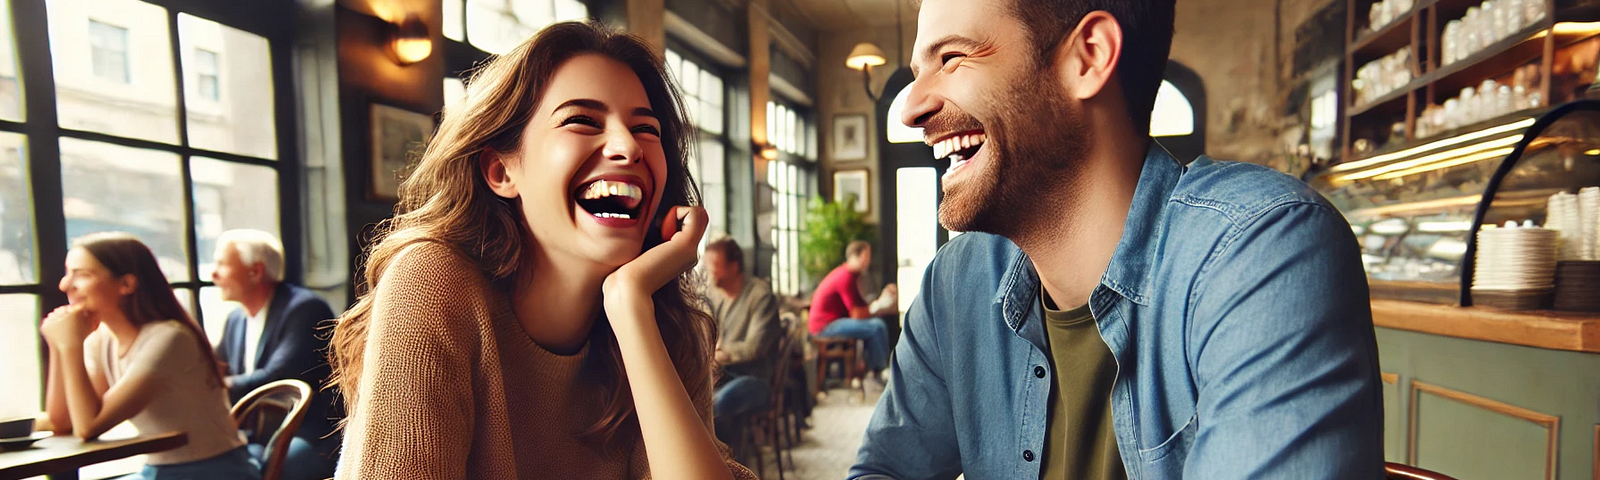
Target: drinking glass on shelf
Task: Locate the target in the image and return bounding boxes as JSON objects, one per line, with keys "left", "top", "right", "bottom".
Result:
{"left": 1462, "top": 86, "right": 1478, "bottom": 123}
{"left": 1444, "top": 98, "right": 1461, "bottom": 129}
{"left": 1525, "top": 0, "right": 1544, "bottom": 24}
{"left": 1496, "top": 85, "right": 1513, "bottom": 116}
{"left": 1514, "top": 85, "right": 1529, "bottom": 110}
{"left": 1465, "top": 7, "right": 1482, "bottom": 54}
{"left": 1508, "top": 0, "right": 1526, "bottom": 31}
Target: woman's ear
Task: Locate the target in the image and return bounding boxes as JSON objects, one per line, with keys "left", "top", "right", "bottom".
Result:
{"left": 118, "top": 274, "right": 138, "bottom": 296}
{"left": 482, "top": 149, "right": 520, "bottom": 199}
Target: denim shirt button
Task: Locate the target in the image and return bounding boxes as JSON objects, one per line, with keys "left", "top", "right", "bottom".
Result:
{"left": 1033, "top": 365, "right": 1046, "bottom": 378}
{"left": 1022, "top": 450, "right": 1035, "bottom": 462}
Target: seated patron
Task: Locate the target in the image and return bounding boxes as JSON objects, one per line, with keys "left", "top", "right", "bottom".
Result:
{"left": 808, "top": 241, "right": 894, "bottom": 378}
{"left": 849, "top": 0, "right": 1383, "bottom": 478}
{"left": 211, "top": 229, "right": 339, "bottom": 480}
{"left": 43, "top": 232, "right": 260, "bottom": 479}
{"left": 701, "top": 238, "right": 782, "bottom": 447}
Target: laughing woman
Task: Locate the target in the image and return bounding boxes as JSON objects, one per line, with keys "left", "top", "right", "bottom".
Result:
{"left": 328, "top": 22, "right": 755, "bottom": 479}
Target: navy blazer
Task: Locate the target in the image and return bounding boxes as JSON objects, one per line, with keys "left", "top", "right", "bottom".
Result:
{"left": 215, "top": 282, "right": 338, "bottom": 441}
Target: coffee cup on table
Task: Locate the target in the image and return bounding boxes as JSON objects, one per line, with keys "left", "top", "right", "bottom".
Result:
{"left": 0, "top": 417, "right": 35, "bottom": 439}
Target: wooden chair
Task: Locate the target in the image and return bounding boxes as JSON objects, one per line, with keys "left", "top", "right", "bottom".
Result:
{"left": 1385, "top": 462, "right": 1460, "bottom": 480}
{"left": 231, "top": 379, "right": 313, "bottom": 480}
{"left": 742, "top": 323, "right": 798, "bottom": 480}
{"left": 811, "top": 336, "right": 867, "bottom": 401}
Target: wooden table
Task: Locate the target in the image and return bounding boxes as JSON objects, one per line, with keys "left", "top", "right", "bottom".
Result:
{"left": 0, "top": 431, "right": 187, "bottom": 480}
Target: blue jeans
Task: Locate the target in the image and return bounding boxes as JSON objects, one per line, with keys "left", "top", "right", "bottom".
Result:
{"left": 712, "top": 374, "right": 770, "bottom": 445}
{"left": 245, "top": 436, "right": 337, "bottom": 480}
{"left": 818, "top": 318, "right": 889, "bottom": 371}
{"left": 117, "top": 445, "right": 260, "bottom": 480}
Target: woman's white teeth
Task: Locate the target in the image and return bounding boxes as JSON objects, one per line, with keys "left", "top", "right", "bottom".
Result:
{"left": 580, "top": 180, "right": 643, "bottom": 207}
{"left": 593, "top": 212, "right": 632, "bottom": 219}
{"left": 932, "top": 133, "right": 986, "bottom": 161}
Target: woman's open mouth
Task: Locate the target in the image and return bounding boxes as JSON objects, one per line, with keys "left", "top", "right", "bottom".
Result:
{"left": 574, "top": 178, "right": 647, "bottom": 227}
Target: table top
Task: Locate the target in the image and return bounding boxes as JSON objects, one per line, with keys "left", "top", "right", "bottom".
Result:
{"left": 0, "top": 431, "right": 187, "bottom": 480}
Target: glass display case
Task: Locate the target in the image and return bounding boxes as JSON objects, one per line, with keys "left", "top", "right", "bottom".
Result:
{"left": 1313, "top": 100, "right": 1600, "bottom": 305}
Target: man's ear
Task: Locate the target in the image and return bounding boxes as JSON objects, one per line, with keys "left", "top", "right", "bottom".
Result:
{"left": 1053, "top": 11, "right": 1124, "bottom": 101}
{"left": 482, "top": 149, "right": 520, "bottom": 199}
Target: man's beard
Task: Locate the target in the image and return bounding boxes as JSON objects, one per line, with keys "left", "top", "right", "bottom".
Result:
{"left": 938, "top": 82, "right": 1088, "bottom": 238}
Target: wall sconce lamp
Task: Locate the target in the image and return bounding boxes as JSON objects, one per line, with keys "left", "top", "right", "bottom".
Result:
{"left": 389, "top": 14, "right": 432, "bottom": 66}
{"left": 760, "top": 144, "right": 780, "bottom": 160}
{"left": 846, "top": 42, "right": 887, "bottom": 102}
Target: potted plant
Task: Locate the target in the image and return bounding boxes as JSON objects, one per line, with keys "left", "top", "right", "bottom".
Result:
{"left": 799, "top": 194, "right": 875, "bottom": 290}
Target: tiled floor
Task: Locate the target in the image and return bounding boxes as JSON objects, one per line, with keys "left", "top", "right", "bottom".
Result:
{"left": 746, "top": 387, "right": 882, "bottom": 480}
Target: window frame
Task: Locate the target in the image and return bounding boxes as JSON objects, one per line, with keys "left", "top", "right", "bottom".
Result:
{"left": 763, "top": 97, "right": 814, "bottom": 296}
{"left": 2, "top": 0, "right": 301, "bottom": 410}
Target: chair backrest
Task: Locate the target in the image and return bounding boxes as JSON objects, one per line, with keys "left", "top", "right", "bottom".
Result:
{"left": 231, "top": 379, "right": 313, "bottom": 480}
{"left": 766, "top": 320, "right": 798, "bottom": 413}
{"left": 1385, "top": 462, "right": 1460, "bottom": 480}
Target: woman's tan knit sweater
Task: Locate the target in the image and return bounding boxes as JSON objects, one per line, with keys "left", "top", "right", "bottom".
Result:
{"left": 336, "top": 242, "right": 757, "bottom": 479}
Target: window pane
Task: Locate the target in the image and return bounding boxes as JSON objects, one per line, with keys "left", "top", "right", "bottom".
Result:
{"left": 467, "top": 0, "right": 545, "bottom": 55}
{"left": 664, "top": 49, "right": 681, "bottom": 80}
{"left": 198, "top": 286, "right": 235, "bottom": 346}
{"left": 787, "top": 109, "right": 799, "bottom": 155}
{"left": 444, "top": 77, "right": 467, "bottom": 112}
{"left": 0, "top": 293, "right": 39, "bottom": 418}
{"left": 443, "top": 0, "right": 464, "bottom": 41}
{"left": 1, "top": 132, "right": 34, "bottom": 285}
{"left": 60, "top": 137, "right": 188, "bottom": 281}
{"left": 553, "top": 0, "right": 588, "bottom": 23}
{"left": 0, "top": 0, "right": 22, "bottom": 122}
{"left": 49, "top": 0, "right": 178, "bottom": 144}
{"left": 174, "top": 287, "right": 195, "bottom": 322}
{"left": 765, "top": 102, "right": 775, "bottom": 146}
{"left": 180, "top": 13, "right": 277, "bottom": 160}
{"left": 192, "top": 157, "right": 278, "bottom": 280}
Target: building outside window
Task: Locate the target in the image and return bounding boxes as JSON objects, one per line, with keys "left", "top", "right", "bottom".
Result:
{"left": 88, "top": 19, "right": 129, "bottom": 83}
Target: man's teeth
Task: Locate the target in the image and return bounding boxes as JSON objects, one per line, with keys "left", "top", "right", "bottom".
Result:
{"left": 931, "top": 132, "right": 986, "bottom": 160}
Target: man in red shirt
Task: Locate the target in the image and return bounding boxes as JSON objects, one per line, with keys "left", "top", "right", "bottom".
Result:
{"left": 808, "top": 241, "right": 890, "bottom": 375}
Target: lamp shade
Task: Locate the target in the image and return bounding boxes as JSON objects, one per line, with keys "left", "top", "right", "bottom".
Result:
{"left": 846, "top": 42, "right": 887, "bottom": 70}
{"left": 390, "top": 14, "right": 432, "bottom": 65}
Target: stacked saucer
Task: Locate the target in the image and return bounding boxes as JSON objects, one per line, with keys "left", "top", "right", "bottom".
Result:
{"left": 1553, "top": 260, "right": 1600, "bottom": 312}
{"left": 1471, "top": 223, "right": 1558, "bottom": 310}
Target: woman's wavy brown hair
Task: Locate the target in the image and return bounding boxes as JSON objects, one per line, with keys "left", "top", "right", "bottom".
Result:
{"left": 327, "top": 21, "right": 714, "bottom": 450}
{"left": 73, "top": 232, "right": 226, "bottom": 387}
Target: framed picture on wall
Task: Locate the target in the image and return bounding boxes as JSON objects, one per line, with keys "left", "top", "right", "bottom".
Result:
{"left": 369, "top": 103, "right": 436, "bottom": 201}
{"left": 832, "top": 113, "right": 868, "bottom": 161}
{"left": 833, "top": 168, "right": 870, "bottom": 214}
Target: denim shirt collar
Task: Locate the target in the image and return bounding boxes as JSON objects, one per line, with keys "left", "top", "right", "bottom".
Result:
{"left": 992, "top": 142, "right": 1186, "bottom": 329}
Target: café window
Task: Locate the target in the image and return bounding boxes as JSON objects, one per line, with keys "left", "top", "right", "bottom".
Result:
{"left": 0, "top": 0, "right": 291, "bottom": 419}
{"left": 666, "top": 48, "right": 729, "bottom": 242}
{"left": 764, "top": 100, "right": 814, "bottom": 296}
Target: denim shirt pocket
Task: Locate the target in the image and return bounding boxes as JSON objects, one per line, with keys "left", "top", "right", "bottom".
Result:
{"left": 1138, "top": 412, "right": 1197, "bottom": 466}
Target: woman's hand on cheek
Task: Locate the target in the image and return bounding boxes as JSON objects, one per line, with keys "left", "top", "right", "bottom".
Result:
{"left": 602, "top": 205, "right": 708, "bottom": 314}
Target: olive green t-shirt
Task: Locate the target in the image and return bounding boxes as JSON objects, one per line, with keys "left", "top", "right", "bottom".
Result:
{"left": 1038, "top": 290, "right": 1126, "bottom": 480}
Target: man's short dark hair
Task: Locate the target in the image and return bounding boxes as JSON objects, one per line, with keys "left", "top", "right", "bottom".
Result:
{"left": 1008, "top": 0, "right": 1176, "bottom": 134}
{"left": 705, "top": 237, "right": 743, "bottom": 267}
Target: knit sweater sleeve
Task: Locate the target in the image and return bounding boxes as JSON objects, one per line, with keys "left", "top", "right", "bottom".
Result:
{"left": 338, "top": 243, "right": 481, "bottom": 480}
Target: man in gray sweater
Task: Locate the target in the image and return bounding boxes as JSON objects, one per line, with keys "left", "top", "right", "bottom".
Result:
{"left": 704, "top": 238, "right": 783, "bottom": 446}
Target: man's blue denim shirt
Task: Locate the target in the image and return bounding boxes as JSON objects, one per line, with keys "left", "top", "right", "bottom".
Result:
{"left": 850, "top": 146, "right": 1384, "bottom": 479}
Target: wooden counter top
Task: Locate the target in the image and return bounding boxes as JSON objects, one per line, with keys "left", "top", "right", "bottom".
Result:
{"left": 1371, "top": 299, "right": 1600, "bottom": 353}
